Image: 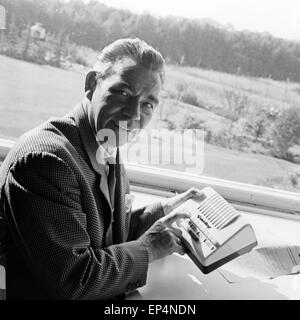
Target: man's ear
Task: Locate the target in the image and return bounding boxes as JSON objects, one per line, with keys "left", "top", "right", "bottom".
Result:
{"left": 85, "top": 71, "right": 97, "bottom": 101}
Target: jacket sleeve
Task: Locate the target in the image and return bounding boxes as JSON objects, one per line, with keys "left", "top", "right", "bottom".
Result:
{"left": 3, "top": 151, "right": 149, "bottom": 300}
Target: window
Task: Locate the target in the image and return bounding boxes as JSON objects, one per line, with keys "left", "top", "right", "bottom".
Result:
{"left": 1, "top": 0, "right": 300, "bottom": 207}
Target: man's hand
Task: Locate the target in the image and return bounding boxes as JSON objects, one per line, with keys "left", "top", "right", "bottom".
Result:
{"left": 138, "top": 211, "right": 190, "bottom": 263}
{"left": 161, "top": 187, "right": 204, "bottom": 216}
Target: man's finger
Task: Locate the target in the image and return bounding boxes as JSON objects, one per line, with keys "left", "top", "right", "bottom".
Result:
{"left": 170, "top": 227, "right": 183, "bottom": 238}
{"left": 176, "top": 246, "right": 186, "bottom": 256}
{"left": 162, "top": 212, "right": 190, "bottom": 225}
{"left": 186, "top": 188, "right": 205, "bottom": 199}
{"left": 175, "top": 188, "right": 204, "bottom": 204}
{"left": 173, "top": 242, "right": 186, "bottom": 256}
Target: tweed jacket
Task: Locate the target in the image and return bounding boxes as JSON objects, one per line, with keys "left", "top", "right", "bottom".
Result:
{"left": 0, "top": 103, "right": 164, "bottom": 300}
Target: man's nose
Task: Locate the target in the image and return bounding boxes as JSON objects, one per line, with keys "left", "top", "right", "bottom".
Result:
{"left": 123, "top": 97, "right": 141, "bottom": 120}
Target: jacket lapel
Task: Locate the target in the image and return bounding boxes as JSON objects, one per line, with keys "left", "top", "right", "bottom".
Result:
{"left": 69, "top": 103, "right": 113, "bottom": 213}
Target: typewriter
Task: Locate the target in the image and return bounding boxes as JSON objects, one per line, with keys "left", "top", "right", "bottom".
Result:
{"left": 178, "top": 187, "right": 257, "bottom": 273}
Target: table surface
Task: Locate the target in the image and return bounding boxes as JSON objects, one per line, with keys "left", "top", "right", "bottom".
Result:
{"left": 127, "top": 191, "right": 300, "bottom": 300}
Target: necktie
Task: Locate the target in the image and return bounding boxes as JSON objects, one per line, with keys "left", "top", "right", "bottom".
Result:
{"left": 107, "top": 162, "right": 116, "bottom": 208}
{"left": 105, "top": 162, "right": 116, "bottom": 246}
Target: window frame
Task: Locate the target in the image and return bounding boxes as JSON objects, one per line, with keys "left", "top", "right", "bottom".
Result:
{"left": 1, "top": 138, "right": 300, "bottom": 221}
{"left": 127, "top": 162, "right": 300, "bottom": 221}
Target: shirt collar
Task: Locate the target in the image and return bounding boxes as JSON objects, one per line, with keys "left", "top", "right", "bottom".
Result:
{"left": 96, "top": 144, "right": 117, "bottom": 165}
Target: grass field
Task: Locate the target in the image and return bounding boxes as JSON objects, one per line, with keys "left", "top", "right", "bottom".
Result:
{"left": 0, "top": 54, "right": 299, "bottom": 191}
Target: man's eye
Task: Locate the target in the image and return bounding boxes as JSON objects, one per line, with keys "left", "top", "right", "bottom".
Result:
{"left": 119, "top": 90, "right": 130, "bottom": 97}
{"left": 142, "top": 103, "right": 154, "bottom": 114}
{"left": 143, "top": 102, "right": 153, "bottom": 110}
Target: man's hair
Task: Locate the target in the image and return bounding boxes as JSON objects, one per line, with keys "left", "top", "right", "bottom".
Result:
{"left": 93, "top": 38, "right": 165, "bottom": 84}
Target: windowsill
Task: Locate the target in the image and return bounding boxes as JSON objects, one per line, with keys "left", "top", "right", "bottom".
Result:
{"left": 126, "top": 163, "right": 300, "bottom": 220}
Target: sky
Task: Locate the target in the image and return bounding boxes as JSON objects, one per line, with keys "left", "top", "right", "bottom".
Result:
{"left": 99, "top": 0, "right": 300, "bottom": 41}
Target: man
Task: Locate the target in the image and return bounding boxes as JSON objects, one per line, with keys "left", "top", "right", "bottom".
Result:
{"left": 0, "top": 38, "right": 201, "bottom": 299}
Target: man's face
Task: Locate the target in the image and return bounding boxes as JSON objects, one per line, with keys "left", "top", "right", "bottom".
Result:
{"left": 90, "top": 59, "right": 162, "bottom": 147}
